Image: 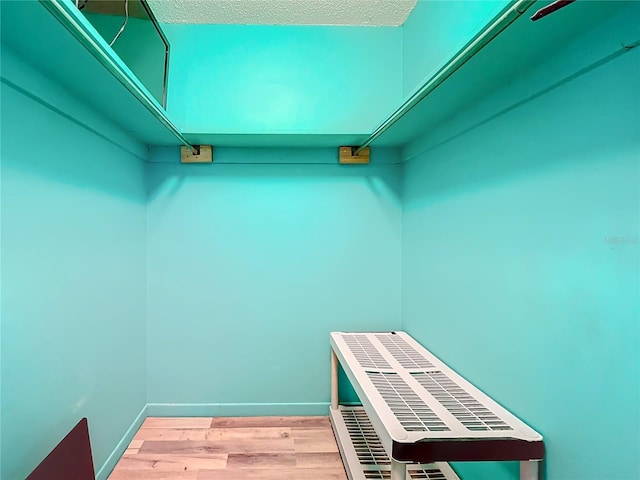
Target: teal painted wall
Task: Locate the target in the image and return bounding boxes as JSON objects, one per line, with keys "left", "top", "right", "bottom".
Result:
{"left": 145, "top": 148, "right": 402, "bottom": 413}
{"left": 0, "top": 47, "right": 147, "bottom": 479}
{"left": 2, "top": 1, "right": 639, "bottom": 478}
{"left": 401, "top": 6, "right": 640, "bottom": 479}
{"left": 162, "top": 24, "right": 402, "bottom": 136}
{"left": 401, "top": 0, "right": 506, "bottom": 98}
{"left": 0, "top": 33, "right": 3, "bottom": 480}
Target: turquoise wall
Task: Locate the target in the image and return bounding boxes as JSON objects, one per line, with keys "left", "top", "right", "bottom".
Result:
{"left": 0, "top": 47, "right": 148, "bottom": 480}
{"left": 145, "top": 147, "right": 402, "bottom": 414}
{"left": 162, "top": 24, "right": 401, "bottom": 136}
{"left": 401, "top": 0, "right": 506, "bottom": 98}
{"left": 401, "top": 5, "right": 640, "bottom": 479}
{"left": 2, "top": 1, "right": 639, "bottom": 479}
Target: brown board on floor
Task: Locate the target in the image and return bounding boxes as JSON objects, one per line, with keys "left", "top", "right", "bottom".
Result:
{"left": 27, "top": 418, "right": 95, "bottom": 480}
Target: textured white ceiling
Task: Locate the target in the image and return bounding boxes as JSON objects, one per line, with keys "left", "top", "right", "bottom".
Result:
{"left": 147, "top": 0, "right": 418, "bottom": 26}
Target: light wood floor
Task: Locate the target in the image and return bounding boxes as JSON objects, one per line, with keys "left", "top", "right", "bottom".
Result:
{"left": 108, "top": 416, "right": 348, "bottom": 480}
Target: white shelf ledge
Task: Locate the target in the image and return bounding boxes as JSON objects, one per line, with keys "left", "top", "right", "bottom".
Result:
{"left": 330, "top": 331, "right": 544, "bottom": 465}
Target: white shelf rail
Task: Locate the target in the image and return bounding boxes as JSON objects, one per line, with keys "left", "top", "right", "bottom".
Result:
{"left": 37, "top": 0, "right": 197, "bottom": 151}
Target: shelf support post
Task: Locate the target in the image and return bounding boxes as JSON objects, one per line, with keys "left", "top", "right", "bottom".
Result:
{"left": 391, "top": 459, "right": 407, "bottom": 480}
{"left": 520, "top": 460, "right": 540, "bottom": 480}
{"left": 331, "top": 349, "right": 339, "bottom": 410}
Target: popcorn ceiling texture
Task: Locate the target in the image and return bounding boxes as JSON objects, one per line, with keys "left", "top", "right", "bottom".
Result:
{"left": 147, "top": 0, "right": 418, "bottom": 26}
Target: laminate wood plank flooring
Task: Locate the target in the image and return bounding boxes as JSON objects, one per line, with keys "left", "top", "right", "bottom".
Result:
{"left": 108, "top": 417, "right": 347, "bottom": 480}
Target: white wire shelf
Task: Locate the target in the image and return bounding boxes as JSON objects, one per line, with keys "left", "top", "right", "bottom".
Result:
{"left": 331, "top": 406, "right": 460, "bottom": 480}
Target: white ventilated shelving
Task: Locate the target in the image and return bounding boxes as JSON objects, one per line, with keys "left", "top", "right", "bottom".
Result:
{"left": 330, "top": 331, "right": 545, "bottom": 480}
{"left": 330, "top": 406, "right": 460, "bottom": 480}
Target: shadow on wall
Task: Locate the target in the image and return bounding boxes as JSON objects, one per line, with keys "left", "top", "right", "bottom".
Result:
{"left": 146, "top": 146, "right": 404, "bottom": 210}
{"left": 402, "top": 46, "right": 640, "bottom": 210}
{"left": 1, "top": 81, "right": 147, "bottom": 204}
